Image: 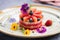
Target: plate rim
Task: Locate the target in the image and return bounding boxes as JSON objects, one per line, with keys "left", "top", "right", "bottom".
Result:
{"left": 0, "top": 30, "right": 60, "bottom": 38}
{"left": 0, "top": 4, "right": 60, "bottom": 38}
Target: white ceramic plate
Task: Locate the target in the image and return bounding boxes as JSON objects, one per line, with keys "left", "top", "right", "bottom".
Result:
{"left": 0, "top": 5, "right": 60, "bottom": 38}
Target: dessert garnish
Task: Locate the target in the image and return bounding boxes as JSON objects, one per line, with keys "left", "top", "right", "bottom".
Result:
{"left": 37, "top": 26, "right": 46, "bottom": 33}
{"left": 29, "top": 10, "right": 33, "bottom": 15}
{"left": 24, "top": 29, "right": 30, "bottom": 35}
{"left": 45, "top": 20, "right": 52, "bottom": 26}
{"left": 21, "top": 18, "right": 23, "bottom": 21}
{"left": 21, "top": 3, "right": 29, "bottom": 14}
{"left": 37, "top": 18, "right": 40, "bottom": 21}
{"left": 29, "top": 18, "right": 33, "bottom": 22}
{"left": 10, "top": 22, "right": 19, "bottom": 31}
{"left": 9, "top": 18, "right": 16, "bottom": 23}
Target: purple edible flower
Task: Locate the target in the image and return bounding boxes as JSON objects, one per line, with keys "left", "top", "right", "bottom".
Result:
{"left": 37, "top": 26, "right": 46, "bottom": 33}
{"left": 9, "top": 18, "right": 16, "bottom": 23}
{"left": 21, "top": 3, "right": 29, "bottom": 14}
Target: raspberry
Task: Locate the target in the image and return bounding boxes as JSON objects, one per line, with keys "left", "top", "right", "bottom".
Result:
{"left": 45, "top": 20, "right": 52, "bottom": 26}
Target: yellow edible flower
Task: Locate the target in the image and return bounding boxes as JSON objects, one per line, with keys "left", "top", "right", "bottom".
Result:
{"left": 10, "top": 22, "right": 19, "bottom": 31}
{"left": 24, "top": 29, "right": 30, "bottom": 35}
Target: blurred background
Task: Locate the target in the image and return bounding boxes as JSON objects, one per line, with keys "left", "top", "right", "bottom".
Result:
{"left": 0, "top": 0, "right": 60, "bottom": 10}
{"left": 0, "top": 0, "right": 35, "bottom": 10}
{"left": 0, "top": 0, "right": 60, "bottom": 40}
